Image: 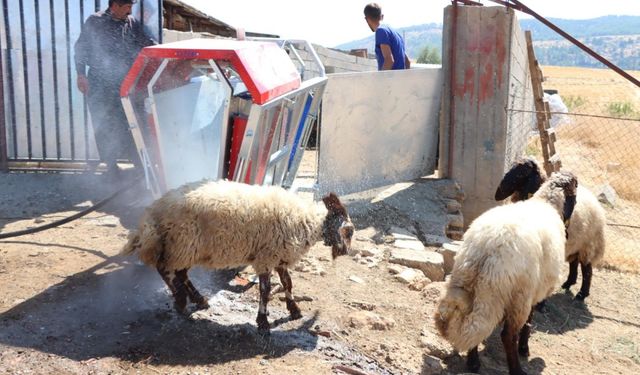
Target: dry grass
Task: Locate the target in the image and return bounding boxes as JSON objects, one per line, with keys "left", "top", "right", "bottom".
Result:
{"left": 527, "top": 66, "right": 640, "bottom": 273}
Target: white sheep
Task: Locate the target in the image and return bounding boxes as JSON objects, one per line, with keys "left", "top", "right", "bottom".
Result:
{"left": 121, "top": 179, "right": 354, "bottom": 331}
{"left": 495, "top": 158, "right": 606, "bottom": 300}
{"left": 435, "top": 172, "right": 578, "bottom": 375}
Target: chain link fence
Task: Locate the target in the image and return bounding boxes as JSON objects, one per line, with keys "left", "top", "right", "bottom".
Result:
{"left": 507, "top": 66, "right": 640, "bottom": 273}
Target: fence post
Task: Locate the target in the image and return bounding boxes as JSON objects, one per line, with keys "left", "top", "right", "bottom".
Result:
{"left": 0, "top": 43, "right": 7, "bottom": 171}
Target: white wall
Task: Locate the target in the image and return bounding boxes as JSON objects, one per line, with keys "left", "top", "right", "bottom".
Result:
{"left": 318, "top": 68, "right": 442, "bottom": 197}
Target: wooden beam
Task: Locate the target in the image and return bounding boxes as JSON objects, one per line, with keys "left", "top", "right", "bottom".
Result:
{"left": 525, "top": 30, "right": 556, "bottom": 176}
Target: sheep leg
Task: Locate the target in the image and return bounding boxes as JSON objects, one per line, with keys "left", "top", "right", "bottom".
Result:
{"left": 501, "top": 320, "right": 527, "bottom": 375}
{"left": 518, "top": 309, "right": 534, "bottom": 357}
{"left": 562, "top": 259, "right": 579, "bottom": 290}
{"left": 575, "top": 262, "right": 592, "bottom": 300}
{"left": 276, "top": 267, "right": 302, "bottom": 320}
{"left": 466, "top": 346, "right": 481, "bottom": 373}
{"left": 156, "top": 266, "right": 188, "bottom": 314}
{"left": 176, "top": 269, "right": 209, "bottom": 310}
{"left": 256, "top": 272, "right": 271, "bottom": 332}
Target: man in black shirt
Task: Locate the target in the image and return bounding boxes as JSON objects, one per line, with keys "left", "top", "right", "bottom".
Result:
{"left": 74, "top": 0, "right": 156, "bottom": 179}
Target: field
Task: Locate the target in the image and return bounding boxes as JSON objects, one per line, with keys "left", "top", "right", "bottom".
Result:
{"left": 532, "top": 65, "right": 640, "bottom": 273}
{"left": 0, "top": 65, "right": 639, "bottom": 375}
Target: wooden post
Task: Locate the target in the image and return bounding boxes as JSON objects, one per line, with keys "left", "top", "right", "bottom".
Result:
{"left": 525, "top": 30, "right": 560, "bottom": 176}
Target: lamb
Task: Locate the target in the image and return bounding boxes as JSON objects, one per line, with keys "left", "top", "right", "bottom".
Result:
{"left": 435, "top": 172, "right": 578, "bottom": 375}
{"left": 121, "top": 179, "right": 354, "bottom": 331}
{"left": 495, "top": 158, "right": 606, "bottom": 300}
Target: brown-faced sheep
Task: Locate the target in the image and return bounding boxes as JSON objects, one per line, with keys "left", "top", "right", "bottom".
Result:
{"left": 121, "top": 179, "right": 354, "bottom": 331}
{"left": 495, "top": 158, "right": 606, "bottom": 300}
{"left": 435, "top": 172, "right": 578, "bottom": 375}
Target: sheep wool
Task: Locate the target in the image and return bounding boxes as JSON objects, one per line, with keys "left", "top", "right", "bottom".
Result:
{"left": 435, "top": 174, "right": 574, "bottom": 353}
{"left": 566, "top": 185, "right": 606, "bottom": 265}
{"left": 121, "top": 180, "right": 327, "bottom": 274}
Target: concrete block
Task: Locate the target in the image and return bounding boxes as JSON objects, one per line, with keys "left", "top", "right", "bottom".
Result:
{"left": 389, "top": 248, "right": 445, "bottom": 281}
{"left": 437, "top": 242, "right": 462, "bottom": 274}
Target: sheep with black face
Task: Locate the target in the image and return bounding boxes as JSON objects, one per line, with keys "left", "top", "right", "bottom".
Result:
{"left": 495, "top": 158, "right": 606, "bottom": 301}
{"left": 121, "top": 179, "right": 354, "bottom": 331}
{"left": 436, "top": 172, "right": 578, "bottom": 375}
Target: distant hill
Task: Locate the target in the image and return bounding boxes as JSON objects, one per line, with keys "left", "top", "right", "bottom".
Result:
{"left": 335, "top": 15, "right": 640, "bottom": 70}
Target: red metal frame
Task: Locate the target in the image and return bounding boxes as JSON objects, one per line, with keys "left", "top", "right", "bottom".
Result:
{"left": 120, "top": 39, "right": 301, "bottom": 104}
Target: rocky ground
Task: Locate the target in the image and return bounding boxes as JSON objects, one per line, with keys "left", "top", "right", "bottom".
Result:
{"left": 1, "top": 168, "right": 639, "bottom": 375}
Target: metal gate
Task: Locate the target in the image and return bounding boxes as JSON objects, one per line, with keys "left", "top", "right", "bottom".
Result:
{"left": 0, "top": 0, "right": 161, "bottom": 169}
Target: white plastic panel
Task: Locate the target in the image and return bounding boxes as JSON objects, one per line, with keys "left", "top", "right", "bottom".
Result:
{"left": 153, "top": 76, "right": 228, "bottom": 190}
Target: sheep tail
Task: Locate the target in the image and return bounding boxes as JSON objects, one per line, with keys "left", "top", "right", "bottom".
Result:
{"left": 120, "top": 216, "right": 163, "bottom": 266}
{"left": 435, "top": 280, "right": 504, "bottom": 352}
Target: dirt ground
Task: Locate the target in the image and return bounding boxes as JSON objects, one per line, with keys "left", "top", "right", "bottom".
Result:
{"left": 1, "top": 164, "right": 639, "bottom": 375}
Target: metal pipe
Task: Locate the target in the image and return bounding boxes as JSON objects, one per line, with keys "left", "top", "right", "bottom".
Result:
{"left": 0, "top": 31, "right": 7, "bottom": 171}
{"left": 2, "top": 0, "right": 18, "bottom": 160}
{"left": 49, "top": 0, "right": 62, "bottom": 159}
{"left": 18, "top": 0, "right": 33, "bottom": 159}
{"left": 489, "top": 0, "right": 640, "bottom": 88}
{"left": 64, "top": 0, "right": 76, "bottom": 160}
{"left": 35, "top": 0, "right": 48, "bottom": 159}
{"left": 157, "top": 0, "right": 163, "bottom": 43}
{"left": 446, "top": 0, "right": 458, "bottom": 178}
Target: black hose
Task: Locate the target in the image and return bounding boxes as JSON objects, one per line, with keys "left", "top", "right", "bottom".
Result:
{"left": 0, "top": 175, "right": 144, "bottom": 240}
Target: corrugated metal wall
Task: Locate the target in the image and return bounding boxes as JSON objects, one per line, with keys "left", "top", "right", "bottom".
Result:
{"left": 0, "top": 0, "right": 161, "bottom": 165}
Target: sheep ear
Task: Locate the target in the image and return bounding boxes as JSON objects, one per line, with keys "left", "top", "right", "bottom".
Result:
{"left": 561, "top": 173, "right": 579, "bottom": 222}
{"left": 322, "top": 192, "right": 346, "bottom": 215}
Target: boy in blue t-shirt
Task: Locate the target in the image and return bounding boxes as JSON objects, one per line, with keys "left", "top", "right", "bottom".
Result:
{"left": 364, "top": 3, "right": 411, "bottom": 71}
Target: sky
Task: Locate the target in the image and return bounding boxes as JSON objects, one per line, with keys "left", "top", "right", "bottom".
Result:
{"left": 181, "top": 0, "right": 640, "bottom": 47}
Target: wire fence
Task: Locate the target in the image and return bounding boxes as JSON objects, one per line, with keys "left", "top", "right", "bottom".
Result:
{"left": 507, "top": 67, "right": 640, "bottom": 273}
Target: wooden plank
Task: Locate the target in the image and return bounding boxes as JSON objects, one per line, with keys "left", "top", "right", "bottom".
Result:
{"left": 526, "top": 30, "right": 555, "bottom": 176}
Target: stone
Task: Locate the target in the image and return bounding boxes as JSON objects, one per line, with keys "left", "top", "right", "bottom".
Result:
{"left": 387, "top": 264, "right": 407, "bottom": 275}
{"left": 423, "top": 281, "right": 447, "bottom": 301}
{"left": 446, "top": 229, "right": 464, "bottom": 241}
{"left": 347, "top": 301, "right": 376, "bottom": 311}
{"left": 348, "top": 275, "right": 365, "bottom": 284}
{"left": 423, "top": 234, "right": 452, "bottom": 247}
{"left": 422, "top": 354, "right": 445, "bottom": 373}
{"left": 360, "top": 247, "right": 383, "bottom": 258}
{"left": 437, "top": 242, "right": 461, "bottom": 274}
{"left": 392, "top": 239, "right": 425, "bottom": 252}
{"left": 389, "top": 226, "right": 417, "bottom": 239}
{"left": 389, "top": 248, "right": 445, "bottom": 281}
{"left": 596, "top": 183, "right": 617, "bottom": 206}
{"left": 434, "top": 180, "right": 465, "bottom": 202}
{"left": 409, "top": 277, "right": 431, "bottom": 291}
{"left": 346, "top": 311, "right": 395, "bottom": 331}
{"left": 355, "top": 226, "right": 378, "bottom": 243}
{"left": 447, "top": 214, "right": 464, "bottom": 229}
{"left": 420, "top": 329, "right": 455, "bottom": 359}
{"left": 395, "top": 268, "right": 422, "bottom": 284}
{"left": 443, "top": 199, "right": 462, "bottom": 214}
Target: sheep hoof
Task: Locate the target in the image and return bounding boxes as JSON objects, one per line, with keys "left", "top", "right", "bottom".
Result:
{"left": 195, "top": 300, "right": 210, "bottom": 310}
{"left": 173, "top": 302, "right": 188, "bottom": 316}
{"left": 518, "top": 345, "right": 530, "bottom": 357}
{"left": 561, "top": 280, "right": 575, "bottom": 290}
{"left": 290, "top": 309, "right": 303, "bottom": 320}
{"left": 286, "top": 300, "right": 302, "bottom": 320}
{"left": 257, "top": 313, "right": 271, "bottom": 332}
{"left": 466, "top": 361, "right": 480, "bottom": 373}
{"left": 575, "top": 291, "right": 588, "bottom": 301}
